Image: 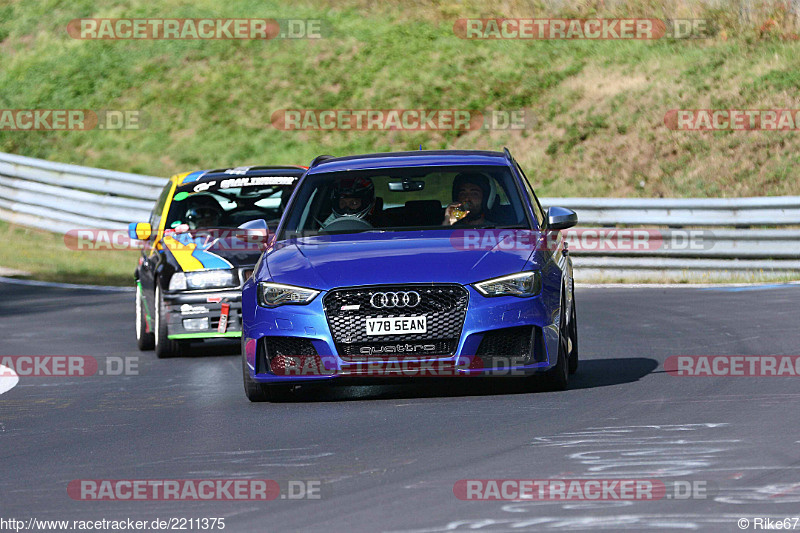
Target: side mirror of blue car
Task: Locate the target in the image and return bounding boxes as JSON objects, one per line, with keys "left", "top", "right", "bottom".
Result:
{"left": 546, "top": 206, "right": 578, "bottom": 230}
{"left": 237, "top": 219, "right": 270, "bottom": 243}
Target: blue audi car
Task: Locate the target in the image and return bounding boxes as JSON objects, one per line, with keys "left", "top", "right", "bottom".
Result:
{"left": 241, "top": 149, "right": 578, "bottom": 401}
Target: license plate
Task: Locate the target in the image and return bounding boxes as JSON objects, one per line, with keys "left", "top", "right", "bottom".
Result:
{"left": 366, "top": 316, "right": 427, "bottom": 336}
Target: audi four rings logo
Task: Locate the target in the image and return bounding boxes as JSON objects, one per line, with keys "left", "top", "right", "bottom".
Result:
{"left": 370, "top": 291, "right": 422, "bottom": 308}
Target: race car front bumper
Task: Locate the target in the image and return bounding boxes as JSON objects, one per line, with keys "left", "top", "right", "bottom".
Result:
{"left": 242, "top": 283, "right": 562, "bottom": 383}
{"left": 162, "top": 289, "right": 243, "bottom": 340}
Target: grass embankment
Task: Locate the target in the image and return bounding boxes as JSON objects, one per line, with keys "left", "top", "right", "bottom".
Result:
{"left": 2, "top": 0, "right": 800, "bottom": 284}
{"left": 2, "top": 0, "right": 800, "bottom": 197}
{"left": 0, "top": 221, "right": 138, "bottom": 286}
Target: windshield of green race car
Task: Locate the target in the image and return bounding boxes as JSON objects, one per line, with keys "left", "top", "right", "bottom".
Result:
{"left": 165, "top": 181, "right": 296, "bottom": 230}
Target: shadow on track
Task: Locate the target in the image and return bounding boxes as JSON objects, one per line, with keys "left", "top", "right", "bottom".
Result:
{"left": 568, "top": 357, "right": 660, "bottom": 389}
{"left": 261, "top": 357, "right": 659, "bottom": 403}
{"left": 172, "top": 341, "right": 240, "bottom": 358}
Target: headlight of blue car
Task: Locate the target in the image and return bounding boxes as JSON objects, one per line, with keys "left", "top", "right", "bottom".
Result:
{"left": 169, "top": 270, "right": 238, "bottom": 291}
{"left": 473, "top": 271, "right": 541, "bottom": 297}
{"left": 258, "top": 282, "right": 320, "bottom": 307}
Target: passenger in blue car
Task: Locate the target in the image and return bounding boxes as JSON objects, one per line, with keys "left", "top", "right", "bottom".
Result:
{"left": 442, "top": 172, "right": 497, "bottom": 227}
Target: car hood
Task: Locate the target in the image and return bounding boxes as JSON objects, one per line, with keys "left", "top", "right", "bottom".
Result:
{"left": 263, "top": 230, "right": 540, "bottom": 288}
{"left": 163, "top": 231, "right": 262, "bottom": 271}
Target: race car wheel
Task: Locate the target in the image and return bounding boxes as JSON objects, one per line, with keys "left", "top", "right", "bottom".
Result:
{"left": 241, "top": 338, "right": 296, "bottom": 402}
{"left": 135, "top": 282, "right": 155, "bottom": 351}
{"left": 241, "top": 355, "right": 292, "bottom": 403}
{"left": 154, "top": 284, "right": 181, "bottom": 358}
{"left": 568, "top": 281, "right": 579, "bottom": 375}
{"left": 242, "top": 350, "right": 270, "bottom": 402}
{"left": 541, "top": 292, "right": 570, "bottom": 391}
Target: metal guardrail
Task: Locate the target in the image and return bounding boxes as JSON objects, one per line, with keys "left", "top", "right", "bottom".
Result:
{"left": 0, "top": 152, "right": 162, "bottom": 232}
{"left": 534, "top": 200, "right": 800, "bottom": 278}
{"left": 0, "top": 151, "right": 798, "bottom": 279}
{"left": 540, "top": 197, "right": 800, "bottom": 226}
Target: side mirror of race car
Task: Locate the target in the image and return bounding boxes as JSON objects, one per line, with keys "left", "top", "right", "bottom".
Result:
{"left": 127, "top": 222, "right": 152, "bottom": 240}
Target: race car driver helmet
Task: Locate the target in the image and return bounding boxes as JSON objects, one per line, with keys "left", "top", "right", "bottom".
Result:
{"left": 184, "top": 195, "right": 223, "bottom": 230}
{"left": 330, "top": 176, "right": 375, "bottom": 219}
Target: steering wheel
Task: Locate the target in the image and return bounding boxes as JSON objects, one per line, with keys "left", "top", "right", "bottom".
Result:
{"left": 321, "top": 216, "right": 374, "bottom": 232}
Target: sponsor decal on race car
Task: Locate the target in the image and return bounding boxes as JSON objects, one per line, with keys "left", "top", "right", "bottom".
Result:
{"left": 162, "top": 232, "right": 234, "bottom": 272}
{"left": 218, "top": 303, "right": 230, "bottom": 333}
{"left": 180, "top": 304, "right": 209, "bottom": 315}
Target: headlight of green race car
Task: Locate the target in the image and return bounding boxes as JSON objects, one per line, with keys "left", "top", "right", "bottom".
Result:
{"left": 169, "top": 270, "right": 238, "bottom": 291}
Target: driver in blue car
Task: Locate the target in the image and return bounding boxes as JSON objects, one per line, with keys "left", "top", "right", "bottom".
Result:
{"left": 322, "top": 176, "right": 377, "bottom": 227}
{"left": 442, "top": 172, "right": 497, "bottom": 227}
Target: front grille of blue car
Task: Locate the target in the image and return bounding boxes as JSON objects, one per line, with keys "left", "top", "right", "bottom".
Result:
{"left": 323, "top": 284, "right": 469, "bottom": 357}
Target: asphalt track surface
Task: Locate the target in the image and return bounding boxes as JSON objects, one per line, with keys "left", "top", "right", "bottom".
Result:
{"left": 2, "top": 279, "right": 800, "bottom": 532}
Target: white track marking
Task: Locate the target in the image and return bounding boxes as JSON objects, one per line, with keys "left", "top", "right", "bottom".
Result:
{"left": 0, "top": 365, "right": 19, "bottom": 395}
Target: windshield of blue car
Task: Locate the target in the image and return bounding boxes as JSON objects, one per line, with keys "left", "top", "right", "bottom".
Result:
{"left": 165, "top": 181, "right": 296, "bottom": 230}
{"left": 278, "top": 165, "right": 533, "bottom": 239}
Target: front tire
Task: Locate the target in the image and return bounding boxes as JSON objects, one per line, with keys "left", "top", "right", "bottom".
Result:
{"left": 154, "top": 284, "right": 181, "bottom": 358}
{"left": 568, "top": 283, "right": 579, "bottom": 375}
{"left": 242, "top": 339, "right": 296, "bottom": 402}
{"left": 241, "top": 356, "right": 293, "bottom": 402}
{"left": 242, "top": 351, "right": 271, "bottom": 402}
{"left": 541, "top": 293, "right": 570, "bottom": 391}
{"left": 135, "top": 282, "right": 155, "bottom": 351}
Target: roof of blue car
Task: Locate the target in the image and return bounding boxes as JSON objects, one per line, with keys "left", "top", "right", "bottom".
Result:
{"left": 307, "top": 150, "right": 510, "bottom": 174}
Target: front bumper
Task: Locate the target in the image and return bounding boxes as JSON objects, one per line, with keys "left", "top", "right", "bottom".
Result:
{"left": 242, "top": 284, "right": 561, "bottom": 383}
{"left": 163, "top": 289, "right": 243, "bottom": 340}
